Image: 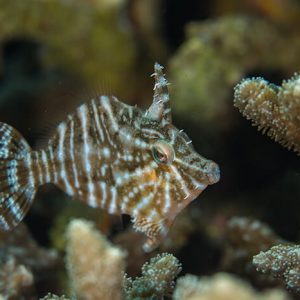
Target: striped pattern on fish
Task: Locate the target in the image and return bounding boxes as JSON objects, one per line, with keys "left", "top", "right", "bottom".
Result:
{"left": 0, "top": 63, "right": 220, "bottom": 252}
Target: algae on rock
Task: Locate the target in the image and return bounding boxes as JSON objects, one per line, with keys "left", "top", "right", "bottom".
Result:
{"left": 0, "top": 0, "right": 137, "bottom": 97}
{"left": 169, "top": 15, "right": 300, "bottom": 129}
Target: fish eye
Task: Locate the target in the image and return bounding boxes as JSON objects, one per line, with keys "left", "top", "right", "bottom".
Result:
{"left": 152, "top": 140, "right": 175, "bottom": 165}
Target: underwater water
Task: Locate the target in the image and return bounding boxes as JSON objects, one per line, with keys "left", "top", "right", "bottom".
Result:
{"left": 0, "top": 0, "right": 299, "bottom": 299}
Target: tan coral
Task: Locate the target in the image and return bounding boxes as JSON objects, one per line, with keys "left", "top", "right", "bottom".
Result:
{"left": 234, "top": 74, "right": 300, "bottom": 154}
{"left": 222, "top": 216, "right": 283, "bottom": 283}
{"left": 0, "top": 223, "right": 60, "bottom": 298}
{"left": 40, "top": 293, "right": 70, "bottom": 300}
{"left": 0, "top": 256, "right": 34, "bottom": 299}
{"left": 65, "top": 219, "right": 126, "bottom": 300}
{"left": 0, "top": 223, "right": 59, "bottom": 273}
{"left": 173, "top": 273, "right": 291, "bottom": 300}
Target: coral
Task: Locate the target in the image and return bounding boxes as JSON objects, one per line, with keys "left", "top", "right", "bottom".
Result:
{"left": 124, "top": 252, "right": 182, "bottom": 299}
{"left": 65, "top": 219, "right": 126, "bottom": 300}
{"left": 0, "top": 0, "right": 136, "bottom": 97}
{"left": 222, "top": 217, "right": 283, "bottom": 280}
{"left": 0, "top": 256, "right": 35, "bottom": 300}
{"left": 234, "top": 74, "right": 300, "bottom": 154}
{"left": 40, "top": 293, "right": 69, "bottom": 300}
{"left": 0, "top": 3, "right": 299, "bottom": 299}
{"left": 50, "top": 200, "right": 112, "bottom": 252}
{"left": 253, "top": 244, "right": 300, "bottom": 294}
{"left": 128, "top": 0, "right": 168, "bottom": 60}
{"left": 113, "top": 228, "right": 152, "bottom": 276}
{"left": 0, "top": 223, "right": 59, "bottom": 273}
{"left": 169, "top": 15, "right": 300, "bottom": 127}
{"left": 214, "top": 0, "right": 300, "bottom": 26}
{"left": 113, "top": 207, "right": 200, "bottom": 276}
{"left": 65, "top": 219, "right": 181, "bottom": 299}
{"left": 0, "top": 224, "right": 61, "bottom": 299}
{"left": 173, "top": 273, "right": 292, "bottom": 300}
{"left": 160, "top": 206, "right": 201, "bottom": 252}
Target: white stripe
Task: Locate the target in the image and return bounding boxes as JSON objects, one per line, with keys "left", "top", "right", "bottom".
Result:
{"left": 41, "top": 150, "right": 50, "bottom": 183}
{"left": 48, "top": 146, "right": 57, "bottom": 183}
{"left": 170, "top": 165, "right": 190, "bottom": 197}
{"left": 7, "top": 197, "right": 22, "bottom": 222}
{"left": 135, "top": 177, "right": 159, "bottom": 214}
{"left": 120, "top": 195, "right": 130, "bottom": 212}
{"left": 141, "top": 128, "right": 164, "bottom": 139}
{"left": 0, "top": 215, "right": 9, "bottom": 230}
{"left": 0, "top": 127, "right": 12, "bottom": 159}
{"left": 27, "top": 153, "right": 36, "bottom": 187}
{"left": 69, "top": 117, "right": 80, "bottom": 189}
{"left": 78, "top": 105, "right": 96, "bottom": 205}
{"left": 147, "top": 210, "right": 158, "bottom": 223}
{"left": 58, "top": 122, "right": 74, "bottom": 195}
{"left": 128, "top": 106, "right": 133, "bottom": 119}
{"left": 7, "top": 160, "right": 19, "bottom": 192}
{"left": 88, "top": 182, "right": 97, "bottom": 207}
{"left": 100, "top": 112, "right": 114, "bottom": 145}
{"left": 101, "top": 165, "right": 107, "bottom": 176}
{"left": 179, "top": 168, "right": 207, "bottom": 193}
{"left": 100, "top": 96, "right": 119, "bottom": 132}
{"left": 162, "top": 180, "right": 171, "bottom": 214}
{"left": 91, "top": 100, "right": 105, "bottom": 142}
{"left": 108, "top": 186, "right": 117, "bottom": 214}
{"left": 100, "top": 181, "right": 107, "bottom": 208}
{"left": 125, "top": 181, "right": 157, "bottom": 215}
{"left": 175, "top": 157, "right": 206, "bottom": 173}
{"left": 125, "top": 161, "right": 157, "bottom": 181}
{"left": 135, "top": 194, "right": 152, "bottom": 212}
{"left": 134, "top": 138, "right": 148, "bottom": 149}
{"left": 35, "top": 152, "right": 44, "bottom": 185}
{"left": 24, "top": 186, "right": 35, "bottom": 202}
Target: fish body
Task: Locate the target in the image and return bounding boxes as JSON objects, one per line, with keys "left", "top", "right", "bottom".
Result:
{"left": 0, "top": 63, "right": 220, "bottom": 251}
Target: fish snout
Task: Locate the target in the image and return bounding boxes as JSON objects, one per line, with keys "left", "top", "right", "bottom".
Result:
{"left": 206, "top": 161, "right": 220, "bottom": 185}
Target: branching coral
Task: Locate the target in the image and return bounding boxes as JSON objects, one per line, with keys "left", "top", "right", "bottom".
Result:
{"left": 253, "top": 244, "right": 300, "bottom": 294}
{"left": 65, "top": 218, "right": 182, "bottom": 299}
{"left": 0, "top": 223, "right": 58, "bottom": 273}
{"left": 225, "top": 217, "right": 282, "bottom": 253}
{"left": 65, "top": 219, "right": 126, "bottom": 300}
{"left": 0, "top": 224, "right": 60, "bottom": 299}
{"left": 40, "top": 293, "right": 69, "bottom": 300}
{"left": 222, "top": 217, "right": 283, "bottom": 281}
{"left": 173, "top": 273, "right": 291, "bottom": 300}
{"left": 124, "top": 252, "right": 182, "bottom": 299}
{"left": 0, "top": 256, "right": 34, "bottom": 299}
{"left": 234, "top": 74, "right": 300, "bottom": 154}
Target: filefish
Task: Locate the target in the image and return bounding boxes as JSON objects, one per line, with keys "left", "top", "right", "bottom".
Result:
{"left": 0, "top": 63, "right": 220, "bottom": 252}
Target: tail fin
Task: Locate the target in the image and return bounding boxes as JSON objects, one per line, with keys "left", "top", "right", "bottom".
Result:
{"left": 0, "top": 122, "right": 36, "bottom": 231}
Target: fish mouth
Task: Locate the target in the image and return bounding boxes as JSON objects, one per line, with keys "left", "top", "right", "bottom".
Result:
{"left": 169, "top": 184, "right": 207, "bottom": 222}
{"left": 185, "top": 183, "right": 207, "bottom": 202}
{"left": 206, "top": 161, "right": 221, "bottom": 185}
